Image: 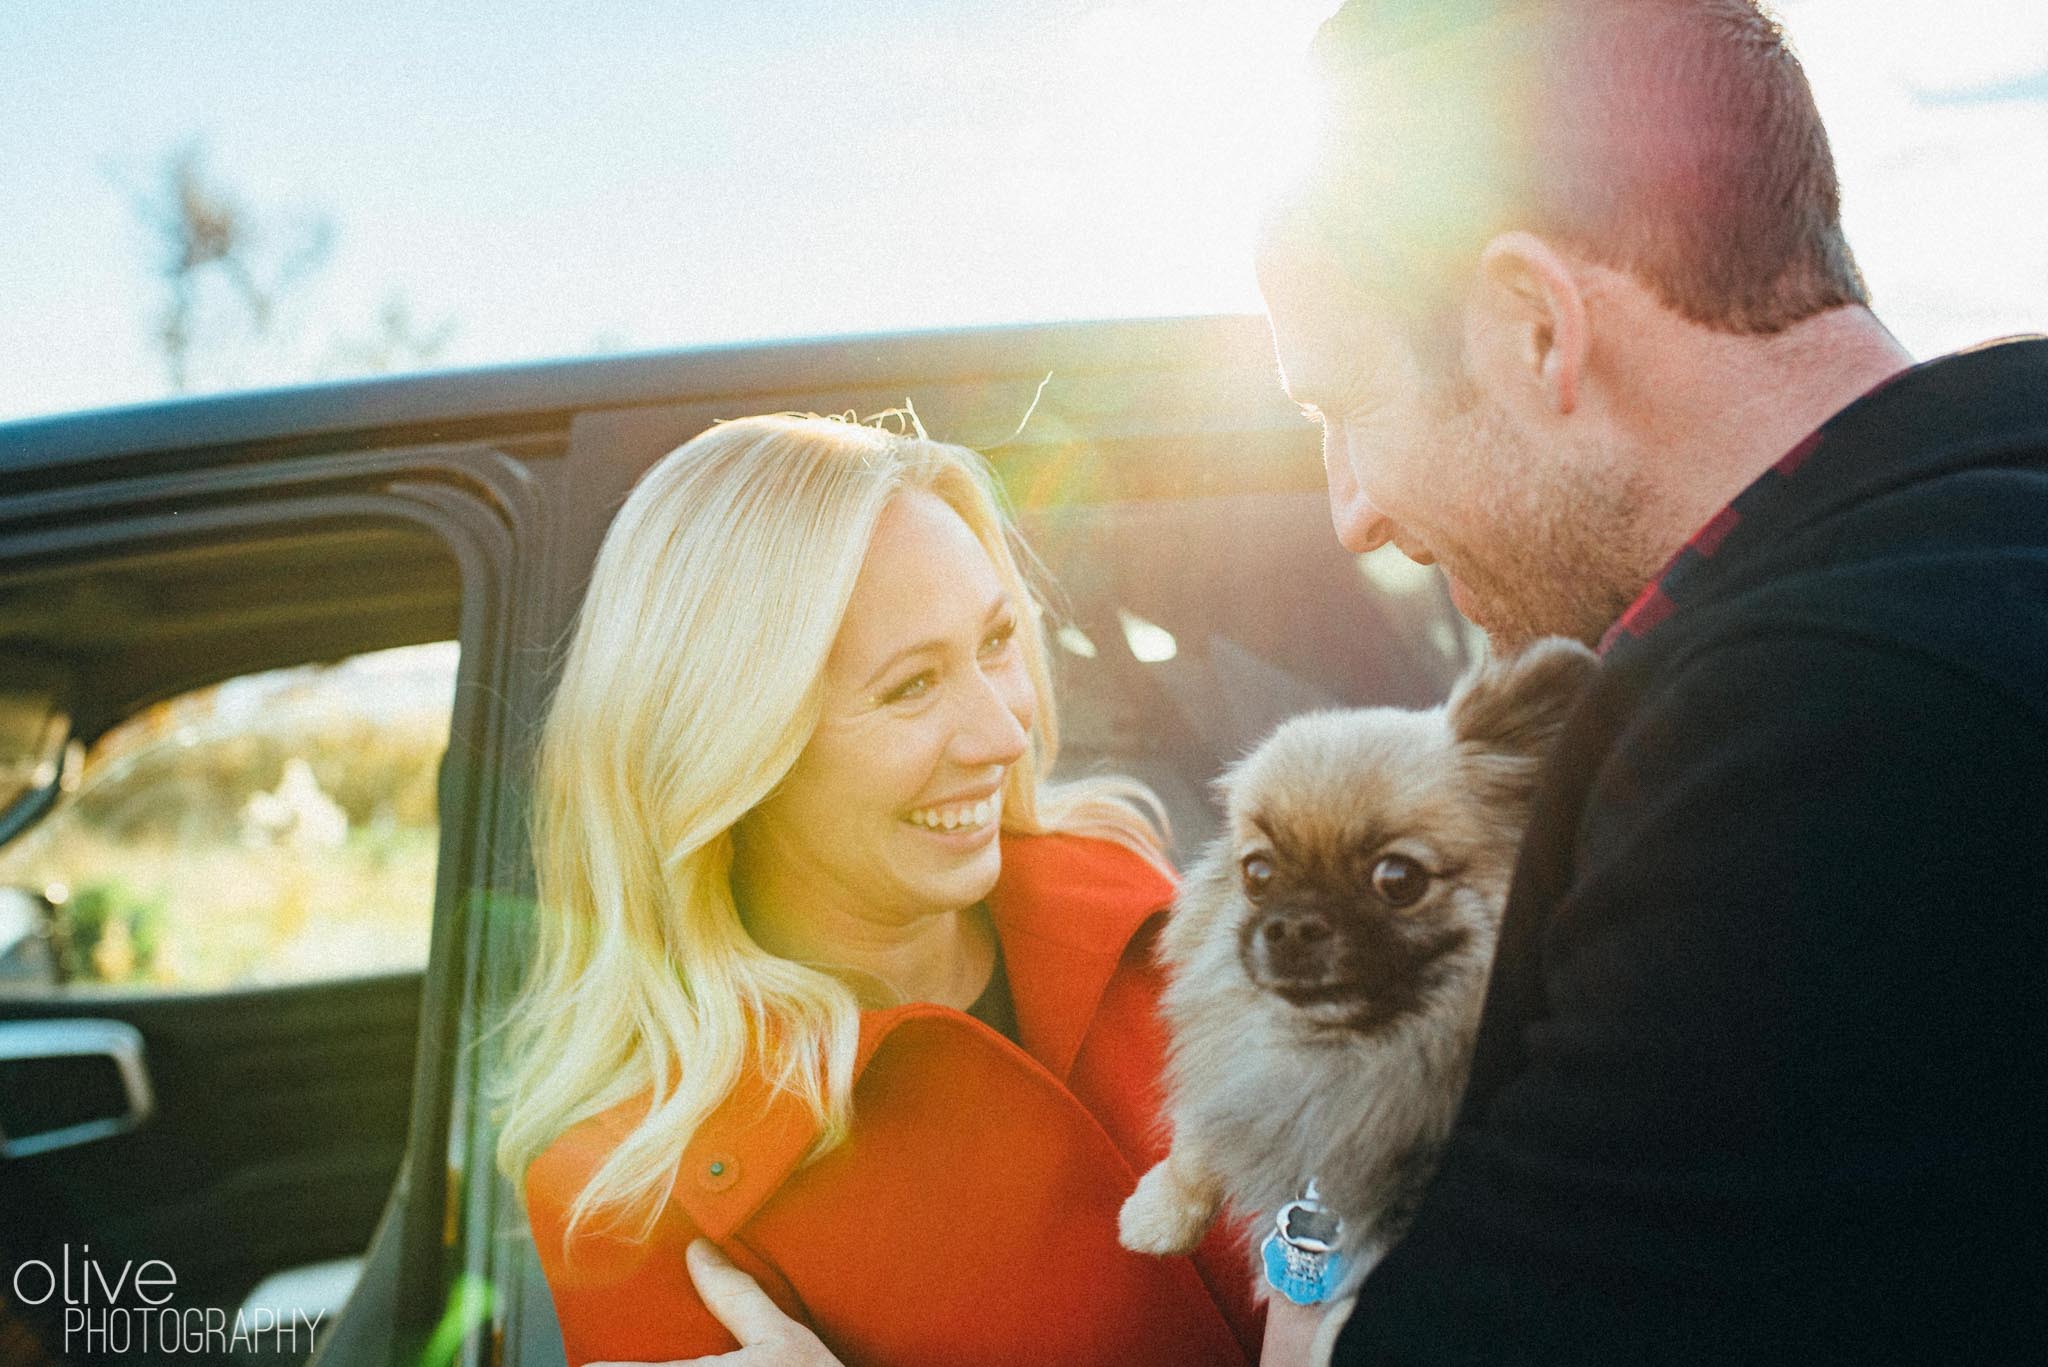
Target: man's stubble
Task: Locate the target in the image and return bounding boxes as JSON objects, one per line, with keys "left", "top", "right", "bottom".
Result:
{"left": 1433, "top": 389, "right": 1664, "bottom": 655}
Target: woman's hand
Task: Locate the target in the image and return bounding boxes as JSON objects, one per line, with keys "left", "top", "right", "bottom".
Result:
{"left": 619, "top": 1239, "right": 843, "bottom": 1367}
{"left": 585, "top": 1240, "right": 841, "bottom": 1367}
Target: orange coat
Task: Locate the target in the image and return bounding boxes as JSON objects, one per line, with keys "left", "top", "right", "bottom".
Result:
{"left": 525, "top": 832, "right": 1263, "bottom": 1366}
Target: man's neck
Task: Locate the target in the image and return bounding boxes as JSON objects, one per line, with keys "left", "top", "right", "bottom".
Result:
{"left": 1640, "top": 305, "right": 1915, "bottom": 560}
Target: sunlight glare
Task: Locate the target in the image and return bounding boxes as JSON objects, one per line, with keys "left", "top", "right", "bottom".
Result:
{"left": 1056, "top": 623, "right": 1100, "bottom": 659}
{"left": 1039, "top": 2, "right": 1330, "bottom": 304}
{"left": 1118, "top": 609, "right": 1178, "bottom": 664}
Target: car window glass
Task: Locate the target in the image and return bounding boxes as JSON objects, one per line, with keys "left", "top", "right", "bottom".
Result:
{"left": 1027, "top": 491, "right": 1477, "bottom": 856}
{"left": 0, "top": 641, "right": 456, "bottom": 996}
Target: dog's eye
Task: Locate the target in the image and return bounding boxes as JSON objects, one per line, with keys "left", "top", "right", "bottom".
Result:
{"left": 1371, "top": 854, "right": 1430, "bottom": 907}
{"left": 1240, "top": 853, "right": 1275, "bottom": 897}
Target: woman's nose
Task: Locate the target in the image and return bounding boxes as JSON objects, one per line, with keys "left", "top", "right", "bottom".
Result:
{"left": 953, "top": 663, "right": 1031, "bottom": 769}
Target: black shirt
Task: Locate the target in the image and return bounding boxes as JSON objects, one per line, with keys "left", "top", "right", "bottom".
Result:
{"left": 964, "top": 931, "right": 1019, "bottom": 1044}
{"left": 1335, "top": 339, "right": 2048, "bottom": 1365}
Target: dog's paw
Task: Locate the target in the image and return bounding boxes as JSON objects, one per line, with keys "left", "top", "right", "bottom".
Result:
{"left": 1119, "top": 1162, "right": 1216, "bottom": 1256}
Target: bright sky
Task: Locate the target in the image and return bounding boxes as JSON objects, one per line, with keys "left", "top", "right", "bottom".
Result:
{"left": 2, "top": 0, "right": 2043, "bottom": 423}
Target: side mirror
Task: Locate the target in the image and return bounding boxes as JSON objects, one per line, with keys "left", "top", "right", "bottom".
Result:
{"left": 0, "top": 886, "right": 57, "bottom": 989}
{"left": 0, "top": 657, "right": 75, "bottom": 848}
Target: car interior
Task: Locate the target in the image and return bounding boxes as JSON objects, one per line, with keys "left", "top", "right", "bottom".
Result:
{"left": 0, "top": 514, "right": 461, "bottom": 1365}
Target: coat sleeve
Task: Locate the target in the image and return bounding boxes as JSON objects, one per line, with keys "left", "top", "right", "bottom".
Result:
{"left": 523, "top": 1144, "right": 769, "bottom": 1366}
{"left": 1332, "top": 630, "right": 2048, "bottom": 1364}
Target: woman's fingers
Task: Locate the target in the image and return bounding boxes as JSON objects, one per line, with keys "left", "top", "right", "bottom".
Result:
{"left": 684, "top": 1239, "right": 839, "bottom": 1364}
{"left": 584, "top": 1244, "right": 841, "bottom": 1367}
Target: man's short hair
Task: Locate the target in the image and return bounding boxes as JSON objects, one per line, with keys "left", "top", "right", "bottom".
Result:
{"left": 1292, "top": 0, "right": 1870, "bottom": 336}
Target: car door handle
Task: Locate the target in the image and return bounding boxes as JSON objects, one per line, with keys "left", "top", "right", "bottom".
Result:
{"left": 0, "top": 1018, "right": 155, "bottom": 1158}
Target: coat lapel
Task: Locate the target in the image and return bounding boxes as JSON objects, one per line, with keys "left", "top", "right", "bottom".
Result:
{"left": 988, "top": 832, "right": 1177, "bottom": 1080}
{"left": 669, "top": 831, "right": 1176, "bottom": 1236}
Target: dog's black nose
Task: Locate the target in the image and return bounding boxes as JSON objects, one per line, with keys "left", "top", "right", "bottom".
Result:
{"left": 1256, "top": 910, "right": 1334, "bottom": 951}
{"left": 1250, "top": 909, "right": 1340, "bottom": 982}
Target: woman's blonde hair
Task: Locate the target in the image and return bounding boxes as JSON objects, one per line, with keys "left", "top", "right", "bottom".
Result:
{"left": 495, "top": 413, "right": 1167, "bottom": 1246}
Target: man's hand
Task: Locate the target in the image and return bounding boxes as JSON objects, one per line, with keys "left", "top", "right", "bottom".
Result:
{"left": 1261, "top": 1293, "right": 1351, "bottom": 1367}
{"left": 586, "top": 1240, "right": 844, "bottom": 1367}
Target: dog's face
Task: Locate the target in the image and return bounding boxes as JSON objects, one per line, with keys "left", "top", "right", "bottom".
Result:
{"left": 1164, "top": 638, "right": 1597, "bottom": 1038}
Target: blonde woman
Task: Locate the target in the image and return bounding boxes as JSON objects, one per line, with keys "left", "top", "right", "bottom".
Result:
{"left": 498, "top": 415, "right": 1263, "bottom": 1366}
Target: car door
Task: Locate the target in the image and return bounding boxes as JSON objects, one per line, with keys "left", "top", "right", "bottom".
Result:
{"left": 0, "top": 409, "right": 545, "bottom": 1367}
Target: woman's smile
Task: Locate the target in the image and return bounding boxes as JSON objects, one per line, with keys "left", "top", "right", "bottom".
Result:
{"left": 904, "top": 788, "right": 1000, "bottom": 832}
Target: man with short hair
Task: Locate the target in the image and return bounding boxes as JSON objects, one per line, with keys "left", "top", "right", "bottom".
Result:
{"left": 1258, "top": 1, "right": 2048, "bottom": 1361}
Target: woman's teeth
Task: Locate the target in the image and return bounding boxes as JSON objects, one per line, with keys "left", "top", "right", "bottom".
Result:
{"left": 905, "top": 798, "right": 996, "bottom": 832}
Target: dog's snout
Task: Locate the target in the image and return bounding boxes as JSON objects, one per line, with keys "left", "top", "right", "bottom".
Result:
{"left": 1243, "top": 905, "right": 1340, "bottom": 983}
{"left": 1256, "top": 909, "right": 1333, "bottom": 951}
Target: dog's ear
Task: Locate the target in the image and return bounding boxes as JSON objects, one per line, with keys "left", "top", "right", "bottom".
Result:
{"left": 1447, "top": 636, "right": 1598, "bottom": 760}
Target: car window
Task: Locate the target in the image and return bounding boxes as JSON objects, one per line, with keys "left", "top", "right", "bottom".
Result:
{"left": 0, "top": 641, "right": 456, "bottom": 995}
{"left": 1027, "top": 490, "right": 1477, "bottom": 856}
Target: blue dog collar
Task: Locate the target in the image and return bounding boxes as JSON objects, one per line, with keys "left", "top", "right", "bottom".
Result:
{"left": 1261, "top": 1179, "right": 1350, "bottom": 1306}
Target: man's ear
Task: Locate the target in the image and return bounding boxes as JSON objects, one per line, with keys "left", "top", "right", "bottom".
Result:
{"left": 1468, "top": 231, "right": 1589, "bottom": 417}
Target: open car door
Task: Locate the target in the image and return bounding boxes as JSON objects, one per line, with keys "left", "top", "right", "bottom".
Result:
{"left": 0, "top": 406, "right": 542, "bottom": 1367}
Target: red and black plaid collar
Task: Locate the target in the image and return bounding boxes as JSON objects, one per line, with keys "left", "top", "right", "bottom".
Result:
{"left": 1597, "top": 366, "right": 1915, "bottom": 656}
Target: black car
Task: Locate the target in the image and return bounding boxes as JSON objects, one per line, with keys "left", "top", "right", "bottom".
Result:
{"left": 0, "top": 314, "right": 1471, "bottom": 1367}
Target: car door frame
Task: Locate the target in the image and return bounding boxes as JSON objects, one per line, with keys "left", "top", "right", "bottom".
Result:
{"left": 0, "top": 423, "right": 550, "bottom": 1367}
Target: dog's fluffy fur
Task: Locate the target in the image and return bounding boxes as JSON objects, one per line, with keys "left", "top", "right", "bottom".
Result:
{"left": 1119, "top": 638, "right": 1597, "bottom": 1318}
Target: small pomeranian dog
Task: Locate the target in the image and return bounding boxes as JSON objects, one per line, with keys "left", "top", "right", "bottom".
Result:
{"left": 1119, "top": 638, "right": 1597, "bottom": 1319}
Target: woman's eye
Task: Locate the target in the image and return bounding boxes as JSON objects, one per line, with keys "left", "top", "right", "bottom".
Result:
{"left": 979, "top": 619, "right": 1016, "bottom": 657}
{"left": 1371, "top": 854, "right": 1431, "bottom": 908}
{"left": 882, "top": 673, "right": 933, "bottom": 704}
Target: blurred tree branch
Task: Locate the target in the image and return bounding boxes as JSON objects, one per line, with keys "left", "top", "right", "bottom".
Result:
{"left": 323, "top": 292, "right": 459, "bottom": 377}
{"left": 126, "top": 141, "right": 335, "bottom": 392}
{"left": 120, "top": 139, "right": 455, "bottom": 393}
